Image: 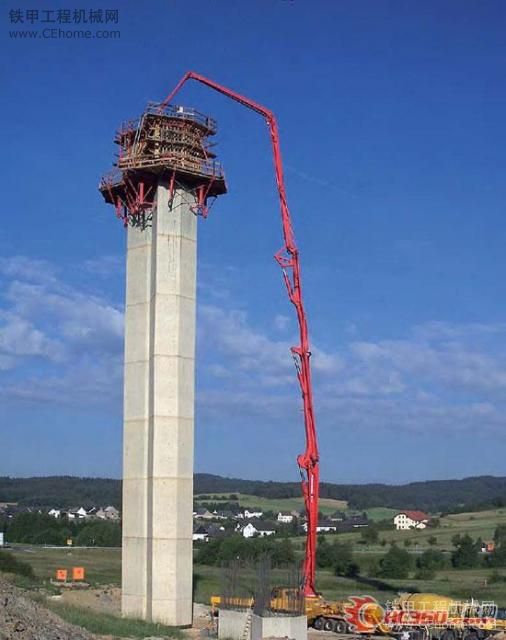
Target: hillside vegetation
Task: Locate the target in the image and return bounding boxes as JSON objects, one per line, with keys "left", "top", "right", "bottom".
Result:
{"left": 6, "top": 508, "right": 506, "bottom": 606}
{"left": 2, "top": 474, "right": 506, "bottom": 512}
{"left": 194, "top": 492, "right": 349, "bottom": 515}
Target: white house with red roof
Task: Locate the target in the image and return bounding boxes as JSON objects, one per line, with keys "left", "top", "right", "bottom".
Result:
{"left": 393, "top": 510, "right": 430, "bottom": 530}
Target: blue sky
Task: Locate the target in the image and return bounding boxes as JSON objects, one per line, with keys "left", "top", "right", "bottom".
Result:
{"left": 2, "top": 0, "right": 506, "bottom": 484}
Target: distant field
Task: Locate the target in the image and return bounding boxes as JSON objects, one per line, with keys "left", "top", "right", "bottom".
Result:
{"left": 8, "top": 545, "right": 121, "bottom": 585}
{"left": 331, "top": 508, "right": 506, "bottom": 551}
{"left": 363, "top": 507, "right": 398, "bottom": 522}
{"left": 194, "top": 492, "right": 348, "bottom": 514}
{"left": 194, "top": 493, "right": 398, "bottom": 520}
{"left": 8, "top": 544, "right": 506, "bottom": 607}
{"left": 6, "top": 508, "right": 506, "bottom": 607}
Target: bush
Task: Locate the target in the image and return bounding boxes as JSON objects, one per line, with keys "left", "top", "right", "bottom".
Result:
{"left": 379, "top": 544, "right": 414, "bottom": 579}
{"left": 6, "top": 513, "right": 65, "bottom": 544}
{"left": 0, "top": 551, "right": 35, "bottom": 578}
{"left": 31, "top": 528, "right": 67, "bottom": 546}
{"left": 367, "top": 558, "right": 381, "bottom": 577}
{"left": 414, "top": 567, "right": 435, "bottom": 580}
{"left": 360, "top": 525, "right": 379, "bottom": 545}
{"left": 417, "top": 549, "right": 448, "bottom": 571}
{"left": 195, "top": 536, "right": 295, "bottom": 567}
{"left": 75, "top": 521, "right": 121, "bottom": 547}
{"left": 4, "top": 513, "right": 121, "bottom": 548}
{"left": 489, "top": 571, "right": 505, "bottom": 584}
{"left": 451, "top": 534, "right": 481, "bottom": 569}
{"left": 490, "top": 526, "right": 506, "bottom": 567}
{"left": 317, "top": 538, "right": 356, "bottom": 576}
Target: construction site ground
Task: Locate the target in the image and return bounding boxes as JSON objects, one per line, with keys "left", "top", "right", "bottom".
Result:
{"left": 0, "top": 573, "right": 395, "bottom": 640}
{"left": 0, "top": 575, "right": 94, "bottom": 640}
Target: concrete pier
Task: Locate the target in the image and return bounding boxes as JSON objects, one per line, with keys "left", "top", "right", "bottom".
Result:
{"left": 122, "top": 181, "right": 196, "bottom": 626}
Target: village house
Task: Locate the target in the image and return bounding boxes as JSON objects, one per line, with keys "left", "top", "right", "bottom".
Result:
{"left": 193, "top": 524, "right": 226, "bottom": 542}
{"left": 67, "top": 507, "right": 88, "bottom": 520}
{"left": 193, "top": 507, "right": 215, "bottom": 520}
{"left": 242, "top": 509, "right": 263, "bottom": 519}
{"left": 277, "top": 512, "right": 294, "bottom": 524}
{"left": 393, "top": 510, "right": 430, "bottom": 530}
{"left": 329, "top": 511, "right": 346, "bottom": 522}
{"left": 240, "top": 520, "right": 276, "bottom": 538}
{"left": 103, "top": 505, "right": 120, "bottom": 520}
{"left": 302, "top": 520, "right": 338, "bottom": 533}
{"left": 193, "top": 525, "right": 210, "bottom": 542}
{"left": 347, "top": 514, "right": 369, "bottom": 528}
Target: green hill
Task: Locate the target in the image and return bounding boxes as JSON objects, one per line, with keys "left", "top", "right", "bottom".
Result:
{"left": 2, "top": 474, "right": 506, "bottom": 512}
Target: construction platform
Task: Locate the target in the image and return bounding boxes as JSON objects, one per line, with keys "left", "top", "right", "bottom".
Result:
{"left": 99, "top": 102, "right": 227, "bottom": 224}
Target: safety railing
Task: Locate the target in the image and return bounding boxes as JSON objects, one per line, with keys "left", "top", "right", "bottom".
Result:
{"left": 117, "top": 153, "right": 225, "bottom": 179}
{"left": 145, "top": 101, "right": 217, "bottom": 132}
{"left": 99, "top": 167, "right": 123, "bottom": 189}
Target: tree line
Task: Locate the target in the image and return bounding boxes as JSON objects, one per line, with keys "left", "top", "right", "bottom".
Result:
{"left": 1, "top": 512, "right": 121, "bottom": 547}
{"left": 194, "top": 536, "right": 296, "bottom": 567}
{"left": 315, "top": 525, "right": 506, "bottom": 581}
{"left": 4, "top": 473, "right": 506, "bottom": 512}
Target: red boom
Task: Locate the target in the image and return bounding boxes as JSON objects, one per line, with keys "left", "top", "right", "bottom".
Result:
{"left": 160, "top": 72, "right": 320, "bottom": 597}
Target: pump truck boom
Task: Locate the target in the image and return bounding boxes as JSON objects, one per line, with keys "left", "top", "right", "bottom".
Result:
{"left": 160, "top": 71, "right": 320, "bottom": 597}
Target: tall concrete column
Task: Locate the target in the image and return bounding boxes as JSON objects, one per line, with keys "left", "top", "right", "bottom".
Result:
{"left": 122, "top": 181, "right": 196, "bottom": 626}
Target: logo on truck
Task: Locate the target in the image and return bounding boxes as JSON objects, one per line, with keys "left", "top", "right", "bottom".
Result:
{"left": 343, "top": 595, "right": 499, "bottom": 632}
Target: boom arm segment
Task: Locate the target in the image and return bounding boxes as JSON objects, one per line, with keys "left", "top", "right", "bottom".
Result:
{"left": 160, "top": 72, "right": 320, "bottom": 597}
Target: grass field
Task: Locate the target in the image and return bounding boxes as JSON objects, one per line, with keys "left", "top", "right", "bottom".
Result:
{"left": 195, "top": 492, "right": 348, "bottom": 514}
{"left": 37, "top": 597, "right": 182, "bottom": 639}
{"left": 330, "top": 508, "right": 506, "bottom": 551}
{"left": 8, "top": 545, "right": 506, "bottom": 606}
{"left": 8, "top": 545, "right": 121, "bottom": 585}
{"left": 6, "top": 508, "right": 506, "bottom": 609}
{"left": 194, "top": 493, "right": 398, "bottom": 521}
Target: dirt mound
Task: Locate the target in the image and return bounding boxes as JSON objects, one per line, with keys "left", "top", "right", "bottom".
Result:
{"left": 0, "top": 576, "right": 96, "bottom": 640}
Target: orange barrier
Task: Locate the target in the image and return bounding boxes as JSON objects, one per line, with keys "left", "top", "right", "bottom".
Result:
{"left": 72, "top": 567, "right": 85, "bottom": 581}
{"left": 55, "top": 569, "right": 68, "bottom": 581}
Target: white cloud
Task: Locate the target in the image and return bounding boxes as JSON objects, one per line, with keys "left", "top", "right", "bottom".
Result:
{"left": 198, "top": 304, "right": 342, "bottom": 386}
{"left": 0, "top": 311, "right": 65, "bottom": 362}
{"left": 197, "top": 308, "right": 506, "bottom": 439}
{"left": 0, "top": 255, "right": 57, "bottom": 284}
{"left": 83, "top": 255, "right": 124, "bottom": 277}
{"left": 273, "top": 314, "right": 290, "bottom": 331}
{"left": 5, "top": 279, "right": 123, "bottom": 357}
{"left": 413, "top": 320, "right": 506, "bottom": 341}
{"left": 0, "top": 255, "right": 124, "bottom": 408}
{"left": 4, "top": 253, "right": 506, "bottom": 444}
{"left": 0, "top": 356, "right": 122, "bottom": 408}
{"left": 350, "top": 335, "right": 506, "bottom": 393}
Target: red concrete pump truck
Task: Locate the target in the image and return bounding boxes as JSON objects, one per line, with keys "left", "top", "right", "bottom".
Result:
{"left": 160, "top": 72, "right": 320, "bottom": 598}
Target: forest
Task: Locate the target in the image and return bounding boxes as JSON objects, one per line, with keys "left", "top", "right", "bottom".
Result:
{"left": 2, "top": 474, "right": 506, "bottom": 512}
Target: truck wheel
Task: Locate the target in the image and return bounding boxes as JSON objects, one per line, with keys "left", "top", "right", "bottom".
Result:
{"left": 334, "top": 620, "right": 347, "bottom": 634}
{"left": 314, "top": 618, "right": 324, "bottom": 631}
{"left": 323, "top": 619, "right": 335, "bottom": 632}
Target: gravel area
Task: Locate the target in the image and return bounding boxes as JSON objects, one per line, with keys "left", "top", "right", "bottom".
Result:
{"left": 0, "top": 576, "right": 96, "bottom": 640}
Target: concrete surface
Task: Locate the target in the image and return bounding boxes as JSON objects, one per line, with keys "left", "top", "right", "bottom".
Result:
{"left": 122, "top": 183, "right": 197, "bottom": 626}
{"left": 218, "top": 610, "right": 308, "bottom": 640}
{"left": 218, "top": 609, "right": 251, "bottom": 640}
{"left": 251, "top": 613, "right": 307, "bottom": 640}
